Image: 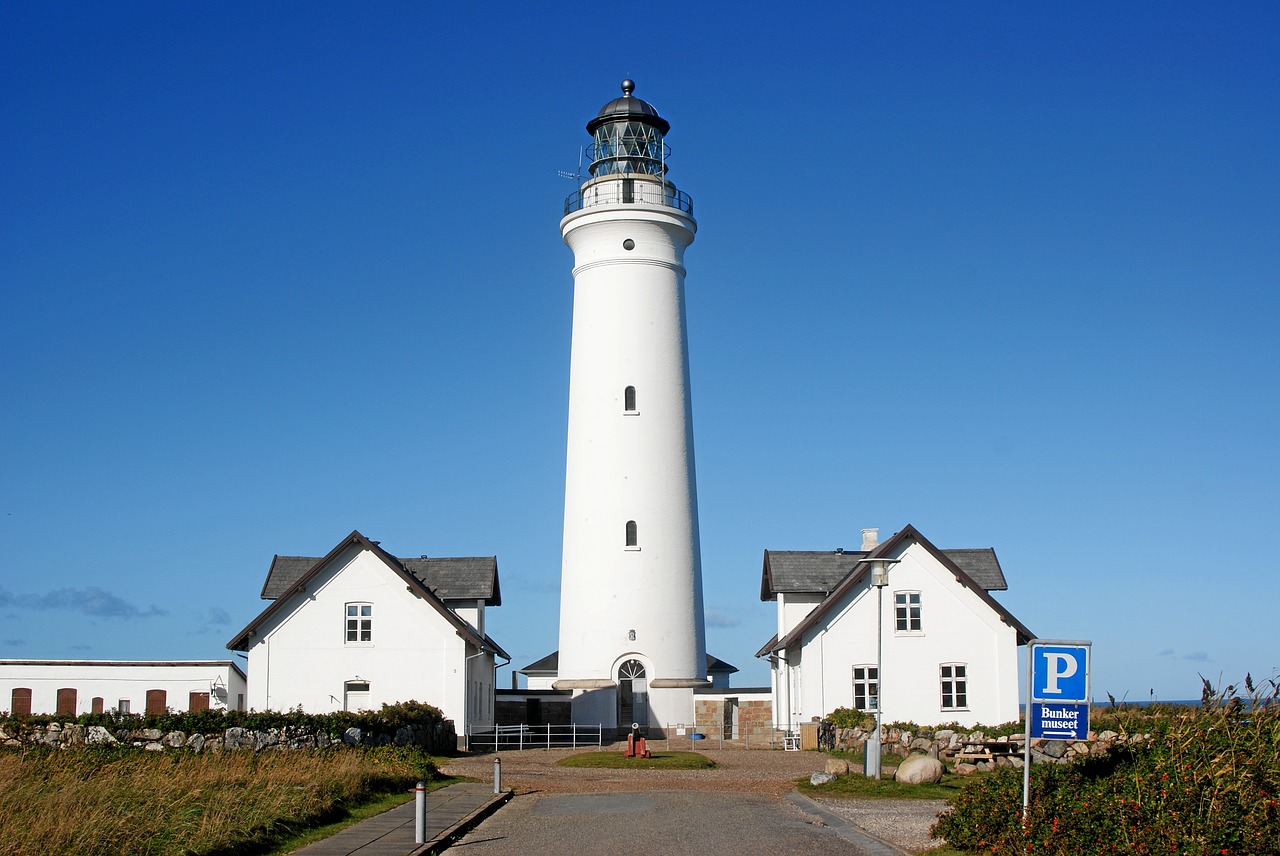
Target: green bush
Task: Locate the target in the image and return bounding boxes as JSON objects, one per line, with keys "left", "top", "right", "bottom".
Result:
{"left": 932, "top": 674, "right": 1280, "bottom": 854}
{"left": 0, "top": 699, "right": 445, "bottom": 741}
{"left": 827, "top": 707, "right": 876, "bottom": 730}
{"left": 823, "top": 708, "right": 1023, "bottom": 739}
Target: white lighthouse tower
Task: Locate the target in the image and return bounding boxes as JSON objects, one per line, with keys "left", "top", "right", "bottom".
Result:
{"left": 555, "top": 80, "right": 708, "bottom": 733}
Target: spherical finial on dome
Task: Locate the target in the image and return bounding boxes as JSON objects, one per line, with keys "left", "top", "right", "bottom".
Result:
{"left": 586, "top": 79, "right": 669, "bottom": 136}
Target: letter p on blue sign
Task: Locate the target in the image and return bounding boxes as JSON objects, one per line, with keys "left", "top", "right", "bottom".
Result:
{"left": 1030, "top": 641, "right": 1090, "bottom": 703}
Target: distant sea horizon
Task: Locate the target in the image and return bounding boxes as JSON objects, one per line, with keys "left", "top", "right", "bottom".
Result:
{"left": 1019, "top": 698, "right": 1202, "bottom": 710}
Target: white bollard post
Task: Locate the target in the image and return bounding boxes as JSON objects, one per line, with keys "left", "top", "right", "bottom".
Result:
{"left": 493, "top": 756, "right": 502, "bottom": 793}
{"left": 414, "top": 781, "right": 426, "bottom": 844}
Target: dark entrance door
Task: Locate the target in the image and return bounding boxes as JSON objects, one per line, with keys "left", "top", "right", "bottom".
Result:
{"left": 617, "top": 659, "right": 648, "bottom": 729}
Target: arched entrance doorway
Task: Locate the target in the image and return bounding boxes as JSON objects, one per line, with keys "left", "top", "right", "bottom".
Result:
{"left": 617, "top": 659, "right": 648, "bottom": 729}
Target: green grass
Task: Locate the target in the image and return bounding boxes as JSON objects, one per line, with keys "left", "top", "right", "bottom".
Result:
{"left": 556, "top": 750, "right": 715, "bottom": 770}
{"left": 797, "top": 769, "right": 970, "bottom": 801}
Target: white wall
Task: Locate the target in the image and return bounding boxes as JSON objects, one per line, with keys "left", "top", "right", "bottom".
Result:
{"left": 244, "top": 545, "right": 493, "bottom": 729}
{"left": 1, "top": 661, "right": 247, "bottom": 715}
{"left": 782, "top": 540, "right": 1022, "bottom": 728}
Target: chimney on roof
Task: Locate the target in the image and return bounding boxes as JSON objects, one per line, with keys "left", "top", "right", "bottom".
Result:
{"left": 861, "top": 528, "right": 879, "bottom": 550}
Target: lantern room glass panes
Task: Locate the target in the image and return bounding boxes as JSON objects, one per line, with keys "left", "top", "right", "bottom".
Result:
{"left": 590, "top": 121, "right": 666, "bottom": 177}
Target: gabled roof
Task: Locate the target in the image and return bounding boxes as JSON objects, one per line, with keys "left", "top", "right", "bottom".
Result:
{"left": 760, "top": 550, "right": 868, "bottom": 600}
{"left": 761, "top": 546, "right": 1007, "bottom": 600}
{"left": 228, "top": 530, "right": 509, "bottom": 658}
{"left": 942, "top": 549, "right": 1007, "bottom": 591}
{"left": 761, "top": 524, "right": 1033, "bottom": 654}
{"left": 403, "top": 557, "right": 501, "bottom": 605}
{"left": 520, "top": 651, "right": 560, "bottom": 674}
{"left": 754, "top": 633, "right": 779, "bottom": 659}
{"left": 262, "top": 554, "right": 500, "bottom": 605}
{"left": 518, "top": 651, "right": 738, "bottom": 676}
{"left": 707, "top": 654, "right": 739, "bottom": 675}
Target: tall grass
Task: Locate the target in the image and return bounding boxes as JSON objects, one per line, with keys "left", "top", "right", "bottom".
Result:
{"left": 0, "top": 746, "right": 438, "bottom": 856}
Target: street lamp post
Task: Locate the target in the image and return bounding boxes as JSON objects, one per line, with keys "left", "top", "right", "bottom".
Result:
{"left": 866, "top": 557, "right": 899, "bottom": 781}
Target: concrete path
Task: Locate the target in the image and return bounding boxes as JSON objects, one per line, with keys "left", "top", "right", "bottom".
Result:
{"left": 446, "top": 789, "right": 912, "bottom": 855}
{"left": 290, "top": 783, "right": 511, "bottom": 855}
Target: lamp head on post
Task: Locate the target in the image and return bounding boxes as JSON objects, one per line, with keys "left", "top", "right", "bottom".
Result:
{"left": 866, "top": 557, "right": 898, "bottom": 588}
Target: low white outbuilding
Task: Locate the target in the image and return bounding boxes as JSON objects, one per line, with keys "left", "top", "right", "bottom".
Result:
{"left": 758, "top": 524, "right": 1034, "bottom": 729}
{"left": 227, "top": 530, "right": 508, "bottom": 733}
{"left": 1, "top": 660, "right": 247, "bottom": 716}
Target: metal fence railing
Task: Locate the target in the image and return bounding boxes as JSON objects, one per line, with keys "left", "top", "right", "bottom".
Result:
{"left": 466, "top": 723, "right": 605, "bottom": 752}
{"left": 563, "top": 182, "right": 694, "bottom": 217}
{"left": 467, "top": 721, "right": 806, "bottom": 752}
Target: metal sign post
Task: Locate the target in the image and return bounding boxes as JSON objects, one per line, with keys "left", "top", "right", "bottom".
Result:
{"left": 1023, "top": 639, "right": 1091, "bottom": 825}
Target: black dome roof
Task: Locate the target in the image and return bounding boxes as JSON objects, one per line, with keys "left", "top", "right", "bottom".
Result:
{"left": 586, "top": 79, "right": 670, "bottom": 135}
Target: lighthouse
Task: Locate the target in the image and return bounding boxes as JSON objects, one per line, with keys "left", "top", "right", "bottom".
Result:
{"left": 555, "top": 80, "right": 708, "bottom": 732}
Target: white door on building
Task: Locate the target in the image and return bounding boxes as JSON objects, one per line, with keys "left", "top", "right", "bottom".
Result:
{"left": 344, "top": 681, "right": 371, "bottom": 712}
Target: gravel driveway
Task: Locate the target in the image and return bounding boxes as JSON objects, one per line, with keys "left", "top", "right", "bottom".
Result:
{"left": 440, "top": 747, "right": 948, "bottom": 853}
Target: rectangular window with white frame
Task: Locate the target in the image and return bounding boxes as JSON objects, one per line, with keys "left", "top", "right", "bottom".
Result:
{"left": 852, "top": 665, "right": 879, "bottom": 711}
{"left": 940, "top": 663, "right": 968, "bottom": 710}
{"left": 345, "top": 603, "right": 373, "bottom": 643}
{"left": 895, "top": 591, "right": 922, "bottom": 633}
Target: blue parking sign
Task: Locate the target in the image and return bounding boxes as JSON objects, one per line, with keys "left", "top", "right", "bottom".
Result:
{"left": 1030, "top": 642, "right": 1090, "bottom": 703}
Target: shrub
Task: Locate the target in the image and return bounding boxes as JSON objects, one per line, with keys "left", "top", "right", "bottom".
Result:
{"left": 0, "top": 699, "right": 444, "bottom": 740}
{"left": 932, "top": 673, "right": 1280, "bottom": 854}
{"left": 827, "top": 707, "right": 875, "bottom": 730}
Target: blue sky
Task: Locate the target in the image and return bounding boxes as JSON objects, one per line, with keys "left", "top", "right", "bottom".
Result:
{"left": 2, "top": 2, "right": 1276, "bottom": 703}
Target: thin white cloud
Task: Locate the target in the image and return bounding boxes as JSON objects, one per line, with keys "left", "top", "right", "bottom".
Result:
{"left": 0, "top": 584, "right": 166, "bottom": 619}
{"left": 705, "top": 609, "right": 741, "bottom": 628}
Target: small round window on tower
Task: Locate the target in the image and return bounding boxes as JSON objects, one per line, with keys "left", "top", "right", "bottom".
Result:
{"left": 622, "top": 238, "right": 635, "bottom": 251}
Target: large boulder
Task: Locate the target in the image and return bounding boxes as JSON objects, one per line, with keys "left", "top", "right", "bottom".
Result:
{"left": 824, "top": 757, "right": 850, "bottom": 776}
{"left": 810, "top": 772, "right": 836, "bottom": 785}
{"left": 896, "top": 754, "right": 944, "bottom": 785}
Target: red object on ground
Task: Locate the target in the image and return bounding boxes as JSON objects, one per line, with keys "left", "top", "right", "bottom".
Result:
{"left": 623, "top": 734, "right": 652, "bottom": 758}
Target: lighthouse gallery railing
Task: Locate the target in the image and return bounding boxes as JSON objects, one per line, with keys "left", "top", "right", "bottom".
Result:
{"left": 563, "top": 183, "right": 693, "bottom": 217}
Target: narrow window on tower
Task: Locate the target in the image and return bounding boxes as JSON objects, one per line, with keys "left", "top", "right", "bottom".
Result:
{"left": 625, "top": 520, "right": 639, "bottom": 550}
{"left": 624, "top": 385, "right": 637, "bottom": 413}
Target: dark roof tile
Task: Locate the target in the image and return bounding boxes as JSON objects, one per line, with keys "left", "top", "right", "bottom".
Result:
{"left": 262, "top": 554, "right": 499, "bottom": 604}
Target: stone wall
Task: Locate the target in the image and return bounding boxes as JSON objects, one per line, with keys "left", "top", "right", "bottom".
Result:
{"left": 694, "top": 698, "right": 776, "bottom": 739}
{"left": 829, "top": 724, "right": 1151, "bottom": 773}
{"left": 0, "top": 719, "right": 457, "bottom": 755}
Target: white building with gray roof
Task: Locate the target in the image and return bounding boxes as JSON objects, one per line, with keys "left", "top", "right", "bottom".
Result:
{"left": 227, "top": 530, "right": 507, "bottom": 735}
{"left": 759, "top": 524, "right": 1033, "bottom": 729}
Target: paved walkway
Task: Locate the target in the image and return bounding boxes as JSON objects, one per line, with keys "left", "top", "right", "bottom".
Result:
{"left": 290, "top": 782, "right": 511, "bottom": 855}
{"left": 448, "top": 789, "right": 911, "bottom": 855}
